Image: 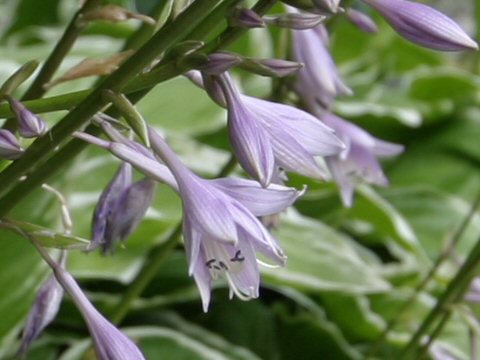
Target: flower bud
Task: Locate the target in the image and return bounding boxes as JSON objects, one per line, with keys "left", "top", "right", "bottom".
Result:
{"left": 90, "top": 163, "right": 132, "bottom": 252}
{"left": 239, "top": 58, "right": 304, "bottom": 77}
{"left": 198, "top": 52, "right": 243, "bottom": 75}
{"left": 361, "top": 0, "right": 478, "bottom": 51}
{"left": 90, "top": 163, "right": 155, "bottom": 255}
{"left": 18, "top": 275, "right": 63, "bottom": 356}
{"left": 6, "top": 96, "right": 47, "bottom": 138}
{"left": 104, "top": 178, "right": 156, "bottom": 250}
{"left": 229, "top": 8, "right": 265, "bottom": 28}
{"left": 0, "top": 129, "right": 23, "bottom": 160}
{"left": 345, "top": 8, "right": 378, "bottom": 33}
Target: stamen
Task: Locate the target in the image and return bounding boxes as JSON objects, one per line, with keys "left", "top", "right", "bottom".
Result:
{"left": 230, "top": 250, "right": 245, "bottom": 262}
{"left": 205, "top": 259, "right": 216, "bottom": 268}
{"left": 257, "top": 259, "right": 281, "bottom": 269}
{"left": 224, "top": 272, "right": 255, "bottom": 301}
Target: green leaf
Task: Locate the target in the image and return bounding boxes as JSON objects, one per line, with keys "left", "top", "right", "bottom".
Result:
{"left": 275, "top": 304, "right": 362, "bottom": 360}
{"left": 1, "top": 218, "right": 89, "bottom": 249}
{"left": 0, "top": 232, "right": 47, "bottom": 357}
{"left": 321, "top": 293, "right": 385, "bottom": 342}
{"left": 263, "top": 211, "right": 390, "bottom": 293}
{"left": 58, "top": 326, "right": 244, "bottom": 360}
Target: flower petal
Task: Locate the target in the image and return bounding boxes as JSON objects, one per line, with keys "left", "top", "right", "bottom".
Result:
{"left": 210, "top": 177, "right": 304, "bottom": 216}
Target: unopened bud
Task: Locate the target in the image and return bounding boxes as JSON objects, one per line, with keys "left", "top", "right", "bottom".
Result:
{"left": 0, "top": 129, "right": 23, "bottom": 160}
{"left": 18, "top": 275, "right": 63, "bottom": 357}
{"left": 90, "top": 163, "right": 132, "bottom": 252}
{"left": 198, "top": 52, "right": 243, "bottom": 75}
{"left": 263, "top": 13, "right": 325, "bottom": 29}
{"left": 228, "top": 8, "right": 265, "bottom": 28}
{"left": 345, "top": 8, "right": 378, "bottom": 33}
{"left": 201, "top": 73, "right": 228, "bottom": 108}
{"left": 6, "top": 96, "right": 47, "bottom": 138}
{"left": 90, "top": 163, "right": 155, "bottom": 255}
{"left": 239, "top": 58, "right": 304, "bottom": 77}
{"left": 104, "top": 178, "right": 156, "bottom": 248}
{"left": 361, "top": 0, "right": 478, "bottom": 51}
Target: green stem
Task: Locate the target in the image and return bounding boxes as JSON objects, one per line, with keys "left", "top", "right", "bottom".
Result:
{"left": 0, "top": 0, "right": 276, "bottom": 216}
{"left": 2, "top": 0, "right": 100, "bottom": 131}
{"left": 367, "top": 191, "right": 480, "bottom": 358}
{"left": 415, "top": 310, "right": 453, "bottom": 360}
{"left": 110, "top": 224, "right": 182, "bottom": 324}
{"left": 22, "top": 0, "right": 101, "bottom": 100}
{"left": 0, "top": 0, "right": 224, "bottom": 208}
{"left": 399, "top": 235, "right": 480, "bottom": 359}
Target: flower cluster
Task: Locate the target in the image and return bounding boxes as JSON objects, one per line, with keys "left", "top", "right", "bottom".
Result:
{"left": 11, "top": 0, "right": 477, "bottom": 357}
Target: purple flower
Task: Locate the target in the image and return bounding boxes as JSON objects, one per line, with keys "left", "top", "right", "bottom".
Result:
{"left": 0, "top": 129, "right": 23, "bottom": 160}
{"left": 291, "top": 24, "right": 352, "bottom": 107}
{"left": 321, "top": 113, "right": 403, "bottom": 207}
{"left": 6, "top": 96, "right": 47, "bottom": 138}
{"left": 52, "top": 265, "right": 145, "bottom": 359}
{"left": 148, "top": 128, "right": 301, "bottom": 311}
{"left": 76, "top": 122, "right": 303, "bottom": 310}
{"left": 18, "top": 275, "right": 63, "bottom": 356}
{"left": 213, "top": 73, "right": 344, "bottom": 186}
{"left": 361, "top": 0, "right": 478, "bottom": 51}
{"left": 90, "top": 162, "right": 155, "bottom": 254}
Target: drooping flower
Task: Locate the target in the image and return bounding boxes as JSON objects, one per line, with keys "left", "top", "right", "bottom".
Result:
{"left": 148, "top": 127, "right": 300, "bottom": 311}
{"left": 291, "top": 23, "right": 352, "bottom": 107}
{"left": 18, "top": 274, "right": 64, "bottom": 356}
{"left": 210, "top": 73, "right": 344, "bottom": 186}
{"left": 6, "top": 96, "right": 47, "bottom": 138}
{"left": 345, "top": 8, "right": 378, "bottom": 33}
{"left": 90, "top": 162, "right": 155, "bottom": 254}
{"left": 51, "top": 263, "right": 145, "bottom": 359}
{"left": 321, "top": 113, "right": 404, "bottom": 207}
{"left": 0, "top": 129, "right": 23, "bottom": 160}
{"left": 361, "top": 0, "right": 478, "bottom": 51}
{"left": 76, "top": 123, "right": 303, "bottom": 311}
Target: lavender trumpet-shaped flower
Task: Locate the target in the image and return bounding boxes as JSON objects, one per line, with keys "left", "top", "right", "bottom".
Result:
{"left": 90, "top": 162, "right": 155, "bottom": 254}
{"left": 291, "top": 24, "right": 352, "bottom": 107}
{"left": 0, "top": 129, "right": 23, "bottom": 159}
{"left": 148, "top": 128, "right": 299, "bottom": 311}
{"left": 211, "top": 73, "right": 344, "bottom": 186}
{"left": 18, "top": 274, "right": 64, "bottom": 356}
{"left": 6, "top": 96, "right": 47, "bottom": 138}
{"left": 361, "top": 0, "right": 478, "bottom": 51}
{"left": 321, "top": 113, "right": 404, "bottom": 207}
{"left": 50, "top": 262, "right": 145, "bottom": 359}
